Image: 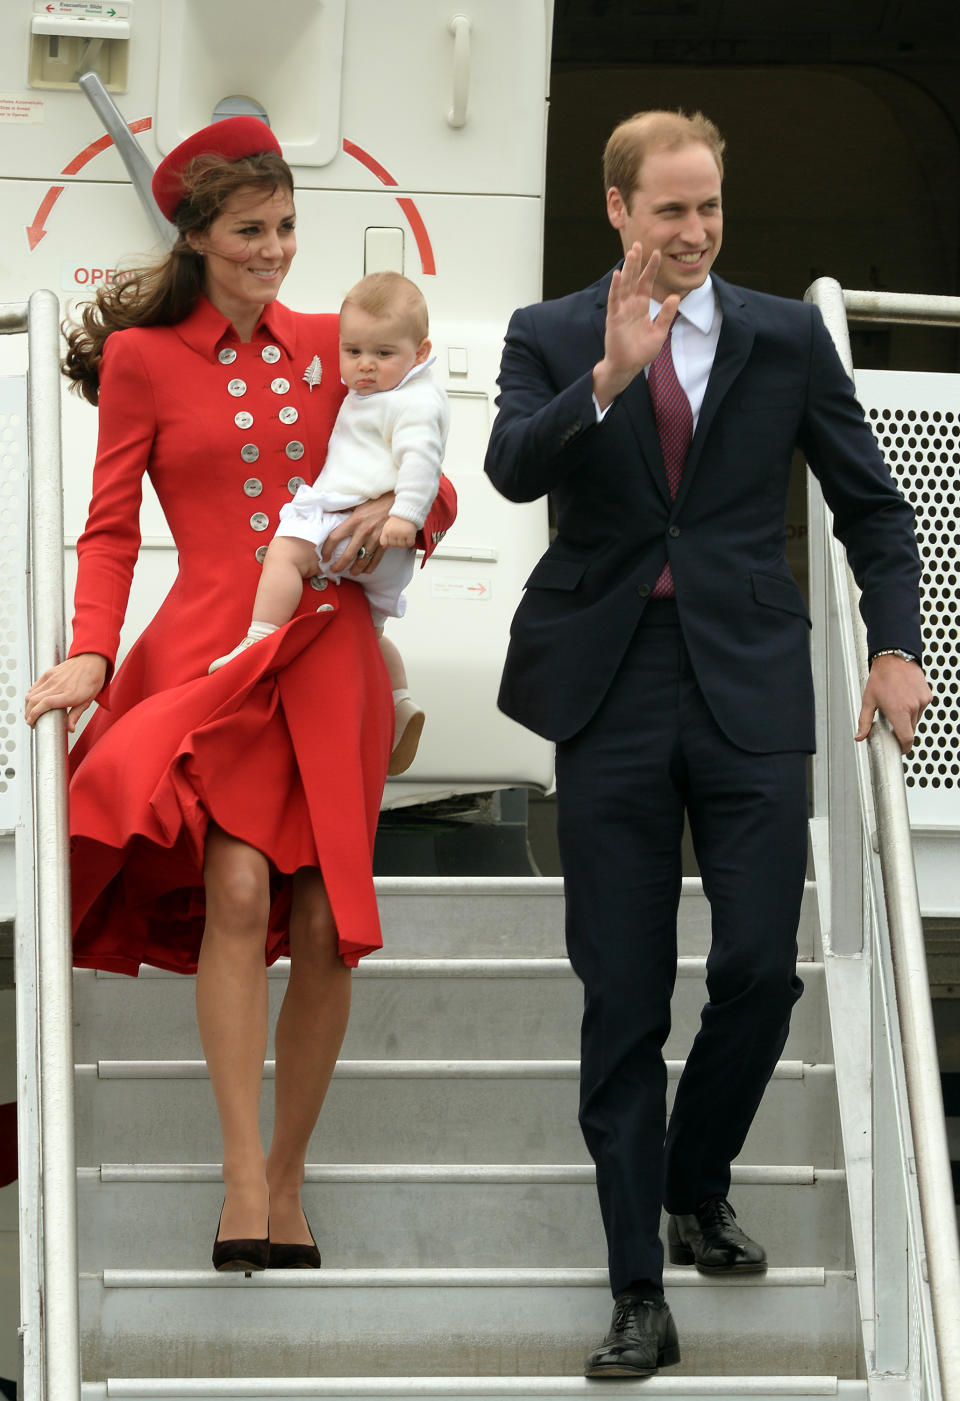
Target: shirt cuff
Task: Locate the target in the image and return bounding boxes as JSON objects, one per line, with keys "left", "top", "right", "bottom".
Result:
{"left": 592, "top": 393, "right": 612, "bottom": 423}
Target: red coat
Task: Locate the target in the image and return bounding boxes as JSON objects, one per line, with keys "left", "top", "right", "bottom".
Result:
{"left": 67, "top": 295, "right": 457, "bottom": 975}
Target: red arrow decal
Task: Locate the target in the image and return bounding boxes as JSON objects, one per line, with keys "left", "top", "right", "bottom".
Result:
{"left": 26, "top": 185, "right": 65, "bottom": 251}
{"left": 61, "top": 116, "right": 152, "bottom": 175}
{"left": 25, "top": 118, "right": 154, "bottom": 251}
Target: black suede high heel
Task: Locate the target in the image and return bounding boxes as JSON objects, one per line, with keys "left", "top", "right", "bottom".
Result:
{"left": 267, "top": 1216, "right": 322, "bottom": 1269}
{"left": 211, "top": 1206, "right": 270, "bottom": 1276}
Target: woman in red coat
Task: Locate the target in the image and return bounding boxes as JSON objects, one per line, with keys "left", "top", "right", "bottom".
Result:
{"left": 24, "top": 118, "right": 457, "bottom": 1272}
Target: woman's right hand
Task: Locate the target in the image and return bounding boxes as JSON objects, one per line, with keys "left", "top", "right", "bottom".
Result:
{"left": 25, "top": 653, "right": 108, "bottom": 732}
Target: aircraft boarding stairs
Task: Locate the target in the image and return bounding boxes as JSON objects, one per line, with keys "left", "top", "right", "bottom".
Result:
{"left": 6, "top": 284, "right": 960, "bottom": 1400}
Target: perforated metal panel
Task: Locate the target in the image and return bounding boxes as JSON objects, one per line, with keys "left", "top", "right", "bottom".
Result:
{"left": 0, "top": 375, "right": 27, "bottom": 829}
{"left": 855, "top": 370, "right": 960, "bottom": 831}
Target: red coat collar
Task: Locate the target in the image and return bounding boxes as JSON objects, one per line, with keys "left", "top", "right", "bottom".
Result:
{"left": 175, "top": 295, "right": 299, "bottom": 360}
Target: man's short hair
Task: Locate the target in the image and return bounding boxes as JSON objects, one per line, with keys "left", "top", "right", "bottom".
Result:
{"left": 603, "top": 109, "right": 725, "bottom": 205}
{"left": 341, "top": 271, "right": 429, "bottom": 343}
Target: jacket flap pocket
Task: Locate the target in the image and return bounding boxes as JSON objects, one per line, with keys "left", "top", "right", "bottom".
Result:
{"left": 751, "top": 570, "right": 810, "bottom": 622}
{"left": 524, "top": 557, "right": 589, "bottom": 591}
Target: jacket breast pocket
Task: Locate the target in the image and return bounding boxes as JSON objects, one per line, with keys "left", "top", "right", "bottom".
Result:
{"left": 523, "top": 557, "right": 589, "bottom": 592}
{"left": 751, "top": 570, "right": 811, "bottom": 625}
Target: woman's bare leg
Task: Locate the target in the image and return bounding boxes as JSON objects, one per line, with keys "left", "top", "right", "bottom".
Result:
{"left": 266, "top": 867, "right": 352, "bottom": 1243}
{"left": 197, "top": 824, "right": 271, "bottom": 1240}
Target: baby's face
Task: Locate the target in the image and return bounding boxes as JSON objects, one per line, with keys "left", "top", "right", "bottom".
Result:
{"left": 339, "top": 304, "right": 429, "bottom": 396}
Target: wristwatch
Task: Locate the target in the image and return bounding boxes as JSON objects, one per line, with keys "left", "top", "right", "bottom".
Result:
{"left": 870, "top": 648, "right": 921, "bottom": 665}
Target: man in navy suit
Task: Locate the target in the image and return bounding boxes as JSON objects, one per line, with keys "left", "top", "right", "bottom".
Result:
{"left": 484, "top": 110, "right": 930, "bottom": 1378}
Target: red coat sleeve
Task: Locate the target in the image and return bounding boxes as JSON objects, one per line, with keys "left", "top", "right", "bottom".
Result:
{"left": 67, "top": 331, "right": 155, "bottom": 685}
{"left": 415, "top": 473, "right": 457, "bottom": 566}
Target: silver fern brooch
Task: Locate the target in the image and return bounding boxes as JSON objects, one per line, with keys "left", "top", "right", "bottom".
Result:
{"left": 302, "top": 356, "right": 323, "bottom": 391}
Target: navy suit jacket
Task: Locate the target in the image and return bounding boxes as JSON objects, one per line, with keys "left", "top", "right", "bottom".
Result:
{"left": 484, "top": 271, "right": 923, "bottom": 752}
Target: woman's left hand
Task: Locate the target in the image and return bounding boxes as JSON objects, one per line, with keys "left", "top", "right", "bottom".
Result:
{"left": 321, "top": 491, "right": 396, "bottom": 575}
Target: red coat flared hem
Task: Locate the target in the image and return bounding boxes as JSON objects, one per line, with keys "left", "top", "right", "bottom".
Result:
{"left": 69, "top": 586, "right": 392, "bottom": 976}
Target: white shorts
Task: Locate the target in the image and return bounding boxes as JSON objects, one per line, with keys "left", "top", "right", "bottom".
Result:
{"left": 275, "top": 486, "right": 415, "bottom": 627}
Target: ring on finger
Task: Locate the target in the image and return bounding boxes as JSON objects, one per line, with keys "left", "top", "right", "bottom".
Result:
{"left": 356, "top": 546, "right": 366, "bottom": 559}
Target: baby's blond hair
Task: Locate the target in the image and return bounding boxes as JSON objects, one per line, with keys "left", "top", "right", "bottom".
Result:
{"left": 341, "top": 271, "right": 429, "bottom": 343}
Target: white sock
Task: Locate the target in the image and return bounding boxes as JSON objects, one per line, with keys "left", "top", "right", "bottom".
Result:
{"left": 248, "top": 621, "right": 279, "bottom": 640}
{"left": 392, "top": 688, "right": 411, "bottom": 706}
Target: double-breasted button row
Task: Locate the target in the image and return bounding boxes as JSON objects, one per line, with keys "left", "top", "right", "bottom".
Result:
{"left": 219, "top": 345, "right": 281, "bottom": 365}
{"left": 240, "top": 476, "right": 305, "bottom": 499}
{"left": 235, "top": 409, "right": 299, "bottom": 429}
{"left": 226, "top": 377, "right": 292, "bottom": 398}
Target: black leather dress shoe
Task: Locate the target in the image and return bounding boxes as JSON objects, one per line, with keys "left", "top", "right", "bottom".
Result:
{"left": 268, "top": 1216, "right": 322, "bottom": 1269}
{"left": 211, "top": 1210, "right": 269, "bottom": 1276}
{"left": 584, "top": 1291, "right": 681, "bottom": 1378}
{"left": 668, "top": 1196, "right": 766, "bottom": 1274}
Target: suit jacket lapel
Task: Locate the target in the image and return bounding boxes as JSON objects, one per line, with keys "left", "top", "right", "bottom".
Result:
{"left": 673, "top": 276, "right": 754, "bottom": 512}
{"left": 591, "top": 272, "right": 671, "bottom": 506}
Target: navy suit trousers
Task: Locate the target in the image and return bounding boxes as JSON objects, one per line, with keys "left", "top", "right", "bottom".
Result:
{"left": 554, "top": 601, "right": 807, "bottom": 1294}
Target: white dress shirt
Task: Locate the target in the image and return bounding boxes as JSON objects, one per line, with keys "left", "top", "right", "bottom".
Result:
{"left": 593, "top": 275, "right": 722, "bottom": 429}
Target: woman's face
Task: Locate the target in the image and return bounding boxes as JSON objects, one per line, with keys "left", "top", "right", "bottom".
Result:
{"left": 189, "top": 183, "right": 296, "bottom": 330}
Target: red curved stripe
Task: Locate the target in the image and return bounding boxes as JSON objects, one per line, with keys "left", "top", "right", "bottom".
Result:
{"left": 61, "top": 117, "right": 153, "bottom": 175}
{"left": 342, "top": 138, "right": 398, "bottom": 188}
{"left": 395, "top": 197, "right": 436, "bottom": 276}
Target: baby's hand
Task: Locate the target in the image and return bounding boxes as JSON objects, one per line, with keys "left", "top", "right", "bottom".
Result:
{"left": 380, "top": 515, "right": 416, "bottom": 549}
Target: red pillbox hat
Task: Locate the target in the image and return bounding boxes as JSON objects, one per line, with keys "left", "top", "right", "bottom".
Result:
{"left": 152, "top": 116, "right": 284, "bottom": 221}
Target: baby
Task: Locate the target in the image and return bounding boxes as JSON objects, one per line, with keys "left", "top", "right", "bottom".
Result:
{"left": 211, "top": 271, "right": 449, "bottom": 775}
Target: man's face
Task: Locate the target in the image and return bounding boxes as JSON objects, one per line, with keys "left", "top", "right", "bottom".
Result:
{"left": 607, "top": 142, "right": 723, "bottom": 302}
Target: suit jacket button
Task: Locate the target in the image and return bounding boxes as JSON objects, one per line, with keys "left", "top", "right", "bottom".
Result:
{"left": 668, "top": 525, "right": 680, "bottom": 538}
{"left": 637, "top": 583, "right": 651, "bottom": 597}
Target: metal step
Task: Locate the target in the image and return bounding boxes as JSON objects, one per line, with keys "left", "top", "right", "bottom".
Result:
{"left": 365, "top": 877, "right": 820, "bottom": 961}
{"left": 76, "top": 1163, "right": 850, "bottom": 1271}
{"left": 74, "top": 959, "right": 829, "bottom": 1064}
{"left": 80, "top": 1378, "right": 873, "bottom": 1400}
{"left": 78, "top": 1267, "right": 860, "bottom": 1380}
{"left": 73, "top": 1059, "right": 840, "bottom": 1168}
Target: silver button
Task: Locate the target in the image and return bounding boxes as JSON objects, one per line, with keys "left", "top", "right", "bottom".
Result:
{"left": 243, "top": 478, "right": 263, "bottom": 497}
{"left": 261, "top": 345, "right": 281, "bottom": 364}
{"left": 316, "top": 603, "right": 335, "bottom": 612}
{"left": 234, "top": 411, "right": 254, "bottom": 429}
{"left": 241, "top": 444, "right": 260, "bottom": 464}
{"left": 270, "top": 377, "right": 291, "bottom": 395}
{"left": 310, "top": 576, "right": 328, "bottom": 591}
{"left": 285, "top": 440, "right": 305, "bottom": 461}
{"left": 279, "top": 405, "right": 299, "bottom": 425}
{"left": 250, "top": 512, "right": 270, "bottom": 532}
{"left": 218, "top": 347, "right": 238, "bottom": 365}
{"left": 287, "top": 475, "right": 306, "bottom": 494}
{"left": 227, "top": 378, "right": 247, "bottom": 397}
{"left": 255, "top": 545, "right": 268, "bottom": 563}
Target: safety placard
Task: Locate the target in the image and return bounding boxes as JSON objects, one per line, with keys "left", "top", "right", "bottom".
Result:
{"left": 430, "top": 578, "right": 491, "bottom": 601}
{"left": 33, "top": 1, "right": 131, "bottom": 15}
{"left": 0, "top": 94, "right": 45, "bottom": 123}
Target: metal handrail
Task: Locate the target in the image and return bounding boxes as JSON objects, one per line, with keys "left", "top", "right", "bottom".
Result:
{"left": 22, "top": 289, "right": 81, "bottom": 1400}
{"left": 808, "top": 277, "right": 960, "bottom": 1399}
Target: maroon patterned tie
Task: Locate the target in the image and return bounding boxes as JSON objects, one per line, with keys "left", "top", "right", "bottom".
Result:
{"left": 648, "top": 319, "right": 692, "bottom": 599}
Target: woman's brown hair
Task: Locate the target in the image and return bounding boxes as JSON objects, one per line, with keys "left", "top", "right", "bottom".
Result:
{"left": 63, "top": 149, "right": 293, "bottom": 405}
